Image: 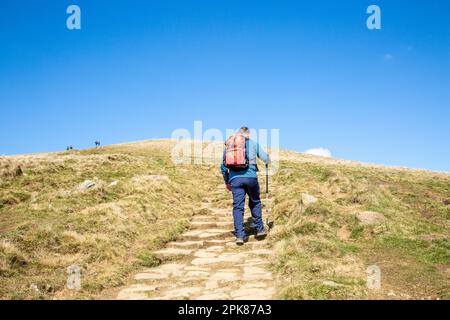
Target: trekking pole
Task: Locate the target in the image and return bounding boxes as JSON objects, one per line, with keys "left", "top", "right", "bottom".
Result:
{"left": 265, "top": 163, "right": 270, "bottom": 228}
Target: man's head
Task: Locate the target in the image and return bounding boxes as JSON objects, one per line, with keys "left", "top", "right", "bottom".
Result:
{"left": 238, "top": 126, "right": 250, "bottom": 138}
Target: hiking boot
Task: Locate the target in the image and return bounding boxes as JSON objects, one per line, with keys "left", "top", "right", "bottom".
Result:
{"left": 255, "top": 230, "right": 267, "bottom": 240}
{"left": 235, "top": 237, "right": 247, "bottom": 246}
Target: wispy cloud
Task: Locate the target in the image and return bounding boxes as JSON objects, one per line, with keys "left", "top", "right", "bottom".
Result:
{"left": 382, "top": 53, "right": 394, "bottom": 61}
{"left": 304, "top": 147, "right": 332, "bottom": 158}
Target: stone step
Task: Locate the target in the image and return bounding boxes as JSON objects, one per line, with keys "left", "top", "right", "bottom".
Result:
{"left": 117, "top": 199, "right": 276, "bottom": 301}
{"left": 135, "top": 263, "right": 187, "bottom": 280}
{"left": 117, "top": 284, "right": 157, "bottom": 300}
{"left": 169, "top": 240, "right": 204, "bottom": 248}
{"left": 192, "top": 216, "right": 230, "bottom": 223}
{"left": 191, "top": 221, "right": 234, "bottom": 228}
{"left": 190, "top": 252, "right": 247, "bottom": 266}
{"left": 181, "top": 228, "right": 234, "bottom": 240}
{"left": 153, "top": 247, "right": 193, "bottom": 257}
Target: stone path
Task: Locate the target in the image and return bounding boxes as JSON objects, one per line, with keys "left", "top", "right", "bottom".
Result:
{"left": 117, "top": 203, "right": 276, "bottom": 300}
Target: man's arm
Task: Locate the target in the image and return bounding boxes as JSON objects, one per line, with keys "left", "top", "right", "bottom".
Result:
{"left": 256, "top": 143, "right": 270, "bottom": 164}
{"left": 221, "top": 163, "right": 229, "bottom": 184}
{"left": 221, "top": 148, "right": 229, "bottom": 184}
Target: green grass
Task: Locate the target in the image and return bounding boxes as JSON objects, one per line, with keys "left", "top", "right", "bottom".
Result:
{"left": 0, "top": 141, "right": 222, "bottom": 299}
{"left": 1, "top": 140, "right": 449, "bottom": 300}
{"left": 269, "top": 158, "right": 450, "bottom": 299}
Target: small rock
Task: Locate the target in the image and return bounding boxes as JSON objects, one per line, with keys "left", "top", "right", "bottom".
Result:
{"left": 357, "top": 211, "right": 386, "bottom": 226}
{"left": 77, "top": 180, "right": 96, "bottom": 192}
{"left": 322, "top": 280, "right": 343, "bottom": 287}
{"left": 108, "top": 180, "right": 118, "bottom": 187}
{"left": 301, "top": 193, "right": 318, "bottom": 207}
{"left": 30, "top": 284, "right": 40, "bottom": 293}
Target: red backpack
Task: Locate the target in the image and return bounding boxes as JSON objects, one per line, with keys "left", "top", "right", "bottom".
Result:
{"left": 223, "top": 134, "right": 249, "bottom": 171}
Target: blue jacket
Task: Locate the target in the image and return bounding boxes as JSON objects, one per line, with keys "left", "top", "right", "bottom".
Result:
{"left": 221, "top": 139, "right": 270, "bottom": 184}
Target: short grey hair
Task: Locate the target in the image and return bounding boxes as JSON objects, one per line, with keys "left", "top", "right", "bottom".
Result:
{"left": 238, "top": 127, "right": 250, "bottom": 134}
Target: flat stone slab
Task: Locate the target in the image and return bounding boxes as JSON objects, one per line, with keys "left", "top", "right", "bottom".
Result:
{"left": 117, "top": 285, "right": 157, "bottom": 300}
{"left": 230, "top": 287, "right": 275, "bottom": 300}
{"left": 183, "top": 230, "right": 204, "bottom": 237}
{"left": 198, "top": 232, "right": 232, "bottom": 239}
{"left": 136, "top": 263, "right": 187, "bottom": 280}
{"left": 218, "top": 252, "right": 247, "bottom": 261}
{"left": 205, "top": 239, "right": 230, "bottom": 244}
{"left": 216, "top": 221, "right": 234, "bottom": 227}
{"left": 210, "top": 271, "right": 240, "bottom": 282}
{"left": 239, "top": 282, "right": 268, "bottom": 289}
{"left": 117, "top": 201, "right": 276, "bottom": 301}
{"left": 237, "top": 258, "right": 269, "bottom": 267}
{"left": 244, "top": 266, "right": 269, "bottom": 275}
{"left": 135, "top": 272, "right": 169, "bottom": 280}
{"left": 357, "top": 211, "right": 386, "bottom": 225}
{"left": 184, "top": 265, "right": 210, "bottom": 272}
{"left": 192, "top": 215, "right": 214, "bottom": 220}
{"left": 242, "top": 273, "right": 273, "bottom": 281}
{"left": 191, "top": 221, "right": 216, "bottom": 226}
{"left": 205, "top": 245, "right": 225, "bottom": 252}
{"left": 195, "top": 292, "right": 230, "bottom": 300}
{"left": 117, "top": 292, "right": 150, "bottom": 300}
{"left": 154, "top": 248, "right": 193, "bottom": 256}
{"left": 156, "top": 263, "right": 187, "bottom": 271}
{"left": 192, "top": 219, "right": 230, "bottom": 224}
{"left": 191, "top": 257, "right": 222, "bottom": 266}
{"left": 194, "top": 250, "right": 219, "bottom": 258}
{"left": 183, "top": 229, "right": 232, "bottom": 239}
{"left": 159, "top": 287, "right": 203, "bottom": 299}
{"left": 182, "top": 271, "right": 211, "bottom": 281}
{"left": 170, "top": 240, "right": 204, "bottom": 247}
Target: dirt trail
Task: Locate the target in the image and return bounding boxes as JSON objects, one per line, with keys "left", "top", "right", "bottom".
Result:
{"left": 116, "top": 194, "right": 276, "bottom": 300}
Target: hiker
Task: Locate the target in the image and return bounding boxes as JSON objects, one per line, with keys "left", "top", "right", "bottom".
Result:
{"left": 221, "top": 127, "right": 270, "bottom": 245}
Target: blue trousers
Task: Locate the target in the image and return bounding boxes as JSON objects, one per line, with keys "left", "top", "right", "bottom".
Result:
{"left": 230, "top": 177, "right": 264, "bottom": 239}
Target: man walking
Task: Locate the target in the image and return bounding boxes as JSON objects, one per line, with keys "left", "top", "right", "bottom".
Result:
{"left": 221, "top": 127, "right": 270, "bottom": 245}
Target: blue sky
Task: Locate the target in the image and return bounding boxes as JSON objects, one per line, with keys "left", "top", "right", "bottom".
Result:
{"left": 1, "top": 0, "right": 449, "bottom": 172}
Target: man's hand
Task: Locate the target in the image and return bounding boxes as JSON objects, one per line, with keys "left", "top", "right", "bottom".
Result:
{"left": 226, "top": 184, "right": 232, "bottom": 192}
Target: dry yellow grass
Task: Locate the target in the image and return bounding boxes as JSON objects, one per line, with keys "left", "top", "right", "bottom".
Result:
{"left": 1, "top": 139, "right": 449, "bottom": 299}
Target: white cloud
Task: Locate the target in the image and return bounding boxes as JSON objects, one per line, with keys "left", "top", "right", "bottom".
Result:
{"left": 304, "top": 147, "right": 332, "bottom": 158}
{"left": 383, "top": 53, "right": 394, "bottom": 61}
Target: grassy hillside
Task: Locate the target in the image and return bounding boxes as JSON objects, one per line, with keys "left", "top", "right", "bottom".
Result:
{"left": 271, "top": 153, "right": 450, "bottom": 299}
{"left": 0, "top": 141, "right": 223, "bottom": 299}
{"left": 1, "top": 140, "right": 449, "bottom": 299}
